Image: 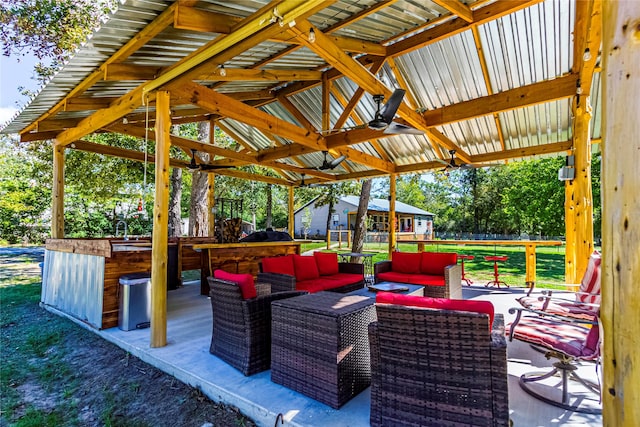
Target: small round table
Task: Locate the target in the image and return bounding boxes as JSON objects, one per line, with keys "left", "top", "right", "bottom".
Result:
{"left": 339, "top": 252, "right": 374, "bottom": 284}
{"left": 484, "top": 255, "right": 509, "bottom": 288}
{"left": 458, "top": 254, "right": 475, "bottom": 286}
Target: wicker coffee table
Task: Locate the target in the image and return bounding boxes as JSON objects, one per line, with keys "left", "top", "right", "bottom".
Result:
{"left": 271, "top": 291, "right": 376, "bottom": 409}
{"left": 346, "top": 281, "right": 424, "bottom": 298}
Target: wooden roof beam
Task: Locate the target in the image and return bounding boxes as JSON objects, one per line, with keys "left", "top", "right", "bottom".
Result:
{"left": 173, "top": 6, "right": 386, "bottom": 56}
{"left": 573, "top": 0, "right": 602, "bottom": 97}
{"left": 104, "top": 64, "right": 323, "bottom": 82}
{"left": 432, "top": 0, "right": 474, "bottom": 23}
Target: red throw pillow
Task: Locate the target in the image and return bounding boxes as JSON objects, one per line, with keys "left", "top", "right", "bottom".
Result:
{"left": 391, "top": 251, "right": 421, "bottom": 274}
{"left": 313, "top": 251, "right": 340, "bottom": 276}
{"left": 293, "top": 255, "right": 321, "bottom": 281}
{"left": 577, "top": 251, "right": 601, "bottom": 304}
{"left": 261, "top": 255, "right": 295, "bottom": 276}
{"left": 421, "top": 252, "right": 458, "bottom": 275}
{"left": 376, "top": 292, "right": 495, "bottom": 329}
{"left": 213, "top": 269, "right": 257, "bottom": 300}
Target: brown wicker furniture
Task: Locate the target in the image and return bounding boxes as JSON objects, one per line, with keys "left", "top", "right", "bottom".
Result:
{"left": 208, "top": 277, "right": 305, "bottom": 376}
{"left": 369, "top": 299, "right": 509, "bottom": 427}
{"left": 258, "top": 253, "right": 364, "bottom": 294}
{"left": 374, "top": 251, "right": 462, "bottom": 299}
{"left": 271, "top": 291, "right": 376, "bottom": 408}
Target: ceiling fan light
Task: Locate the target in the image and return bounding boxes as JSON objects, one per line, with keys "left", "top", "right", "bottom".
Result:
{"left": 368, "top": 118, "right": 388, "bottom": 130}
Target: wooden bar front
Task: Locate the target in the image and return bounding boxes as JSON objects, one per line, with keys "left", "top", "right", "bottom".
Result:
{"left": 193, "top": 241, "right": 302, "bottom": 295}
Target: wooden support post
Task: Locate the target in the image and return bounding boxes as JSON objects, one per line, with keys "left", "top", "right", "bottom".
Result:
{"left": 51, "top": 145, "right": 65, "bottom": 238}
{"left": 602, "top": 2, "right": 640, "bottom": 424}
{"left": 150, "top": 91, "right": 171, "bottom": 348}
{"left": 207, "top": 174, "right": 215, "bottom": 237}
{"left": 388, "top": 174, "right": 397, "bottom": 257}
{"left": 565, "top": 95, "right": 595, "bottom": 283}
{"left": 288, "top": 186, "right": 294, "bottom": 238}
{"left": 524, "top": 243, "right": 536, "bottom": 290}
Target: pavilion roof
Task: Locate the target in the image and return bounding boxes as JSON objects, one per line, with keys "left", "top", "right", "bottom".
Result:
{"left": 1, "top": 0, "right": 601, "bottom": 186}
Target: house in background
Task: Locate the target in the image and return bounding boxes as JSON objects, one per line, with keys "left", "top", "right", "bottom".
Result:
{"left": 294, "top": 196, "right": 434, "bottom": 239}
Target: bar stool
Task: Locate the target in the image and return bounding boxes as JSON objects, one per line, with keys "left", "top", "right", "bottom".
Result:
{"left": 458, "top": 254, "right": 475, "bottom": 286}
{"left": 484, "top": 256, "right": 509, "bottom": 288}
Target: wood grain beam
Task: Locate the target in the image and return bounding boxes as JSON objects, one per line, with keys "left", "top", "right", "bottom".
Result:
{"left": 432, "top": 0, "right": 474, "bottom": 22}
{"left": 171, "top": 82, "right": 326, "bottom": 151}
{"left": 573, "top": 0, "right": 602, "bottom": 97}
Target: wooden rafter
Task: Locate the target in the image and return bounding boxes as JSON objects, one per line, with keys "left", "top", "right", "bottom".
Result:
{"left": 432, "top": 0, "right": 474, "bottom": 23}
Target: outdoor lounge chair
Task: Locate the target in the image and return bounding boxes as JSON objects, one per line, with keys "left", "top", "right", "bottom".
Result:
{"left": 208, "top": 277, "right": 305, "bottom": 376}
{"left": 369, "top": 295, "right": 509, "bottom": 427}
{"left": 507, "top": 307, "right": 601, "bottom": 414}
{"left": 516, "top": 251, "right": 601, "bottom": 321}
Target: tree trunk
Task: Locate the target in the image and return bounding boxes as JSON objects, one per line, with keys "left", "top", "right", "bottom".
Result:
{"left": 168, "top": 167, "right": 182, "bottom": 237}
{"left": 265, "top": 184, "right": 273, "bottom": 229}
{"left": 351, "top": 179, "right": 372, "bottom": 254}
{"left": 188, "top": 121, "right": 209, "bottom": 236}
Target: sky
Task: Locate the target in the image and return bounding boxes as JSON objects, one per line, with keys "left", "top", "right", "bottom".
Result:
{"left": 0, "top": 53, "right": 43, "bottom": 127}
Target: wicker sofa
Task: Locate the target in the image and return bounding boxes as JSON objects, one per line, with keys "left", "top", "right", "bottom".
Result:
{"left": 369, "top": 293, "right": 509, "bottom": 426}
{"left": 374, "top": 251, "right": 462, "bottom": 299}
{"left": 257, "top": 252, "right": 364, "bottom": 293}
{"left": 208, "top": 276, "right": 306, "bottom": 376}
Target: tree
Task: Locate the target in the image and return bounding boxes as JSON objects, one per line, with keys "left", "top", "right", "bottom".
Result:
{"left": 351, "top": 179, "right": 372, "bottom": 253}
{"left": 301, "top": 208, "right": 312, "bottom": 239}
{"left": 0, "top": 0, "right": 116, "bottom": 86}
{"left": 168, "top": 168, "right": 182, "bottom": 237}
{"left": 314, "top": 181, "right": 360, "bottom": 236}
{"left": 188, "top": 122, "right": 209, "bottom": 236}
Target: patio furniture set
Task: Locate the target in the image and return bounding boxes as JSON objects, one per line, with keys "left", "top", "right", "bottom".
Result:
{"left": 206, "top": 249, "right": 603, "bottom": 422}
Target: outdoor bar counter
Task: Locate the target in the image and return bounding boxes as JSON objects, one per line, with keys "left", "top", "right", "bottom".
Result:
{"left": 42, "top": 238, "right": 302, "bottom": 329}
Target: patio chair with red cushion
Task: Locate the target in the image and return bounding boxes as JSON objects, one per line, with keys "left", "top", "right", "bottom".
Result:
{"left": 516, "top": 251, "right": 601, "bottom": 321}
{"left": 208, "top": 272, "right": 306, "bottom": 376}
{"left": 369, "top": 293, "right": 509, "bottom": 426}
{"left": 507, "top": 307, "right": 602, "bottom": 414}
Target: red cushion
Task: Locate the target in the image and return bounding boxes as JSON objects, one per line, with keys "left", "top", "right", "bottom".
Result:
{"left": 293, "top": 255, "right": 320, "bottom": 281}
{"left": 376, "top": 272, "right": 445, "bottom": 286}
{"left": 391, "top": 252, "right": 421, "bottom": 274}
{"left": 295, "top": 279, "right": 326, "bottom": 293}
{"left": 213, "top": 269, "right": 257, "bottom": 300}
{"left": 376, "top": 293, "right": 494, "bottom": 328}
{"left": 421, "top": 252, "right": 457, "bottom": 275}
{"left": 262, "top": 255, "right": 295, "bottom": 276}
{"left": 577, "top": 251, "right": 601, "bottom": 304}
{"left": 313, "top": 251, "right": 340, "bottom": 276}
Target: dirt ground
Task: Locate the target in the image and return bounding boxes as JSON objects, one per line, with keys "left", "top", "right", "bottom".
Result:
{"left": 0, "top": 247, "right": 257, "bottom": 427}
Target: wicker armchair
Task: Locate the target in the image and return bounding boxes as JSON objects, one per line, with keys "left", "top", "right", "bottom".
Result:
{"left": 369, "top": 303, "right": 509, "bottom": 427}
{"left": 208, "top": 277, "right": 305, "bottom": 376}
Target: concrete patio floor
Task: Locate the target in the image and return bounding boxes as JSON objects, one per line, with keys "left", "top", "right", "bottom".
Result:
{"left": 48, "top": 282, "right": 603, "bottom": 427}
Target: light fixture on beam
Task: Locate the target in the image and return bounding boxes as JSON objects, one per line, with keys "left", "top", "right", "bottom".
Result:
{"left": 583, "top": 48, "right": 592, "bottom": 62}
{"left": 308, "top": 27, "right": 316, "bottom": 43}
{"left": 218, "top": 64, "right": 226, "bottom": 77}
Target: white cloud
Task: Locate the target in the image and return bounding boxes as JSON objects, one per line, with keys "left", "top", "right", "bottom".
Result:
{"left": 0, "top": 106, "right": 18, "bottom": 127}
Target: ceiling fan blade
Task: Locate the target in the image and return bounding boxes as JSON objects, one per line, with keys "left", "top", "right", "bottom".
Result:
{"left": 434, "top": 157, "right": 450, "bottom": 166}
{"left": 328, "top": 154, "right": 347, "bottom": 168}
{"left": 380, "top": 89, "right": 406, "bottom": 124}
{"left": 199, "top": 163, "right": 232, "bottom": 170}
{"left": 383, "top": 121, "right": 424, "bottom": 135}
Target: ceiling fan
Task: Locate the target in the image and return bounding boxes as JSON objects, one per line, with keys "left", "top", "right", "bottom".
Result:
{"left": 187, "top": 149, "right": 232, "bottom": 171}
{"left": 367, "top": 89, "right": 423, "bottom": 135}
{"left": 297, "top": 173, "right": 330, "bottom": 188}
{"left": 436, "top": 149, "right": 503, "bottom": 175}
{"left": 316, "top": 151, "right": 347, "bottom": 171}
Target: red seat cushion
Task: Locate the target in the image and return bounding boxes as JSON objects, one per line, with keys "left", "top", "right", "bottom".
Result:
{"left": 376, "top": 293, "right": 494, "bottom": 329}
{"left": 577, "top": 251, "right": 601, "bottom": 304}
{"left": 262, "top": 254, "right": 295, "bottom": 276}
{"left": 293, "top": 255, "right": 320, "bottom": 281}
{"left": 420, "top": 252, "right": 457, "bottom": 275}
{"left": 377, "top": 271, "right": 445, "bottom": 286}
{"left": 322, "top": 273, "right": 363, "bottom": 288}
{"left": 295, "top": 279, "right": 327, "bottom": 293}
{"left": 313, "top": 251, "right": 340, "bottom": 276}
{"left": 213, "top": 269, "right": 257, "bottom": 300}
{"left": 391, "top": 251, "right": 421, "bottom": 274}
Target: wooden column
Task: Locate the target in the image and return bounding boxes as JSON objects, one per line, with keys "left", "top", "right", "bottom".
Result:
{"left": 51, "top": 145, "right": 65, "bottom": 238}
{"left": 288, "top": 186, "right": 295, "bottom": 238}
{"left": 150, "top": 91, "right": 171, "bottom": 348}
{"left": 601, "top": 2, "right": 640, "bottom": 425}
{"left": 565, "top": 94, "right": 595, "bottom": 283}
{"left": 388, "top": 174, "right": 397, "bottom": 257}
